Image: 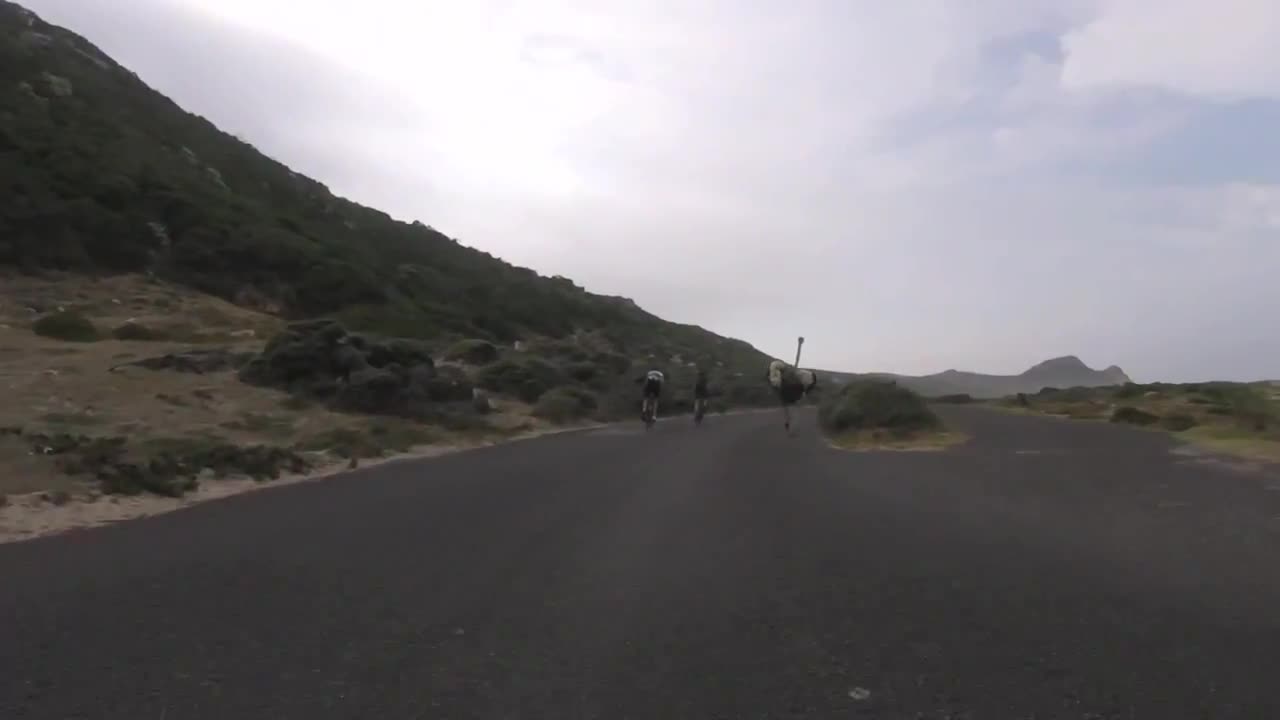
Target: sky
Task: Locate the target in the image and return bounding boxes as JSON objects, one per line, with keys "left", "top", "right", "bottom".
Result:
{"left": 22, "top": 0, "right": 1280, "bottom": 381}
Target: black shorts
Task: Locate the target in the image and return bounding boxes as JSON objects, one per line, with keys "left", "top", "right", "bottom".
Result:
{"left": 643, "top": 379, "right": 663, "bottom": 398}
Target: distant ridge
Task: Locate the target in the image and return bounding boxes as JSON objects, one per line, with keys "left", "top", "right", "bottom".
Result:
{"left": 820, "top": 356, "right": 1132, "bottom": 399}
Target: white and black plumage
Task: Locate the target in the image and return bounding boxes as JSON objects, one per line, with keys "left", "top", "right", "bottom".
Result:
{"left": 767, "top": 360, "right": 817, "bottom": 404}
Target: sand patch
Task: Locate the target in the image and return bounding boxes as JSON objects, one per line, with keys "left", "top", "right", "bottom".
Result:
{"left": 0, "top": 420, "right": 602, "bottom": 544}
{"left": 825, "top": 429, "right": 970, "bottom": 453}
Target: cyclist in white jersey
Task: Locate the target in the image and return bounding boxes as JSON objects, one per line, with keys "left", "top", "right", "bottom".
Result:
{"left": 636, "top": 369, "right": 665, "bottom": 422}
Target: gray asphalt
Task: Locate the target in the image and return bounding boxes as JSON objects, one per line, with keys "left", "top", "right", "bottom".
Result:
{"left": 4, "top": 406, "right": 1280, "bottom": 719}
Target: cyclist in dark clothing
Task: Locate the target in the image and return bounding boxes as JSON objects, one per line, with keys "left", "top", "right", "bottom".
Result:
{"left": 692, "top": 369, "right": 710, "bottom": 420}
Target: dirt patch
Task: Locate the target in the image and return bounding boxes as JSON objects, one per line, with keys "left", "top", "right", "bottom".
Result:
{"left": 1, "top": 281, "right": 426, "bottom": 495}
{"left": 0, "top": 272, "right": 282, "bottom": 342}
{"left": 0, "top": 420, "right": 598, "bottom": 544}
{"left": 0, "top": 274, "right": 598, "bottom": 541}
{"left": 826, "top": 429, "right": 970, "bottom": 453}
{"left": 986, "top": 384, "right": 1280, "bottom": 465}
{"left": 1175, "top": 430, "right": 1280, "bottom": 466}
{"left": 0, "top": 273, "right": 771, "bottom": 542}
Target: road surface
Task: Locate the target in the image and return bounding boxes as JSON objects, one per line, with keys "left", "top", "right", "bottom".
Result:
{"left": 4, "top": 407, "right": 1280, "bottom": 719}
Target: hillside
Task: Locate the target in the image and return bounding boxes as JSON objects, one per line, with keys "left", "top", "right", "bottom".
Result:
{"left": 0, "top": 1, "right": 777, "bottom": 399}
{"left": 0, "top": 1, "right": 793, "bottom": 521}
{"left": 823, "top": 356, "right": 1131, "bottom": 399}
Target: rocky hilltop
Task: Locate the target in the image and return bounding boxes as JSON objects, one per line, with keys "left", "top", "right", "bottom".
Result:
{"left": 823, "top": 356, "right": 1132, "bottom": 399}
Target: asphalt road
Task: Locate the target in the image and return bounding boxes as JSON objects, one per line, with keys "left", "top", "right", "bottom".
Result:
{"left": 4, "top": 406, "right": 1280, "bottom": 719}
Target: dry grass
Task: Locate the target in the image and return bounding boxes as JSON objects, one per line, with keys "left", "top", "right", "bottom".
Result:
{"left": 989, "top": 384, "right": 1280, "bottom": 464}
{"left": 826, "top": 429, "right": 970, "bottom": 453}
{"left": 0, "top": 274, "right": 603, "bottom": 543}
{"left": 1179, "top": 427, "right": 1280, "bottom": 464}
{"left": 0, "top": 273, "right": 562, "bottom": 500}
{"left": 0, "top": 271, "right": 284, "bottom": 343}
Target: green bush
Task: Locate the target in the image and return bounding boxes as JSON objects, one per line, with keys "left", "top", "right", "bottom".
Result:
{"left": 423, "top": 366, "right": 474, "bottom": 402}
{"left": 1220, "top": 387, "right": 1275, "bottom": 431}
{"left": 32, "top": 310, "right": 99, "bottom": 342}
{"left": 591, "top": 352, "right": 632, "bottom": 375}
{"left": 818, "top": 381, "right": 941, "bottom": 435}
{"left": 1111, "top": 406, "right": 1159, "bottom": 426}
{"left": 478, "top": 359, "right": 567, "bottom": 403}
{"left": 111, "top": 321, "right": 165, "bottom": 341}
{"left": 299, "top": 423, "right": 435, "bottom": 459}
{"left": 1113, "top": 383, "right": 1144, "bottom": 399}
{"left": 443, "top": 338, "right": 500, "bottom": 365}
{"left": 1038, "top": 386, "right": 1097, "bottom": 402}
{"left": 566, "top": 362, "right": 599, "bottom": 383}
{"left": 533, "top": 386, "right": 598, "bottom": 424}
{"left": 1161, "top": 413, "right": 1199, "bottom": 432}
{"left": 356, "top": 335, "right": 435, "bottom": 370}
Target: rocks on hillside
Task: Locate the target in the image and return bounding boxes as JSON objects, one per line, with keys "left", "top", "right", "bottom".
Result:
{"left": 40, "top": 71, "right": 72, "bottom": 97}
{"left": 443, "top": 339, "right": 500, "bottom": 365}
{"left": 239, "top": 320, "right": 474, "bottom": 419}
{"left": 18, "top": 30, "right": 52, "bottom": 49}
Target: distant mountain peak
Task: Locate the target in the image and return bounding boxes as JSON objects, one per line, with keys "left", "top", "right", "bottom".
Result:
{"left": 1023, "top": 355, "right": 1089, "bottom": 375}
{"left": 1101, "top": 365, "right": 1132, "bottom": 383}
{"left": 824, "top": 352, "right": 1131, "bottom": 398}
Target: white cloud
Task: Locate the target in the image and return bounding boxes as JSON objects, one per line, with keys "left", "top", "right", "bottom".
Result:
{"left": 1062, "top": 0, "right": 1280, "bottom": 98}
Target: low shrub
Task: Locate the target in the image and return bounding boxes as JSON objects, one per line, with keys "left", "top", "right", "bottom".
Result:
{"left": 111, "top": 322, "right": 166, "bottom": 341}
{"left": 42, "top": 490, "right": 73, "bottom": 506}
{"left": 533, "top": 386, "right": 598, "bottom": 424}
{"left": 299, "top": 422, "right": 436, "bottom": 459}
{"left": 1113, "top": 383, "right": 1144, "bottom": 399}
{"left": 818, "top": 380, "right": 941, "bottom": 435}
{"left": 443, "top": 338, "right": 500, "bottom": 365}
{"left": 32, "top": 310, "right": 99, "bottom": 342}
{"left": 478, "top": 359, "right": 567, "bottom": 403}
{"left": 1161, "top": 413, "right": 1199, "bottom": 432}
{"left": 565, "top": 362, "right": 599, "bottom": 383}
{"left": 1111, "top": 406, "right": 1159, "bottom": 426}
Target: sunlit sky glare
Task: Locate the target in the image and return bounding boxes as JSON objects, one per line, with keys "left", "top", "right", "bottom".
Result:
{"left": 23, "top": 0, "right": 1280, "bottom": 381}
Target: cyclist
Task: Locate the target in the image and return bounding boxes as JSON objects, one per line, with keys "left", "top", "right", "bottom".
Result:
{"left": 635, "top": 369, "right": 665, "bottom": 423}
{"left": 692, "top": 368, "right": 710, "bottom": 421}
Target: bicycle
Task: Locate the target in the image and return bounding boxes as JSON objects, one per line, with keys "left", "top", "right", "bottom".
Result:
{"left": 693, "top": 398, "right": 707, "bottom": 426}
{"left": 641, "top": 396, "right": 658, "bottom": 430}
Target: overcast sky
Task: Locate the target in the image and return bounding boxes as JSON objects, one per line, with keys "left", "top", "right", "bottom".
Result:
{"left": 23, "top": 0, "right": 1280, "bottom": 381}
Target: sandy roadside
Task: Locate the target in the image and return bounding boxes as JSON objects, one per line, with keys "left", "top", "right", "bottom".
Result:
{"left": 0, "top": 422, "right": 603, "bottom": 545}
{"left": 0, "top": 406, "right": 787, "bottom": 545}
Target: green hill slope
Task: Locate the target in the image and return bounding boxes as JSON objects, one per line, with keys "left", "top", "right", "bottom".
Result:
{"left": 0, "top": 1, "right": 775, "bottom": 409}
